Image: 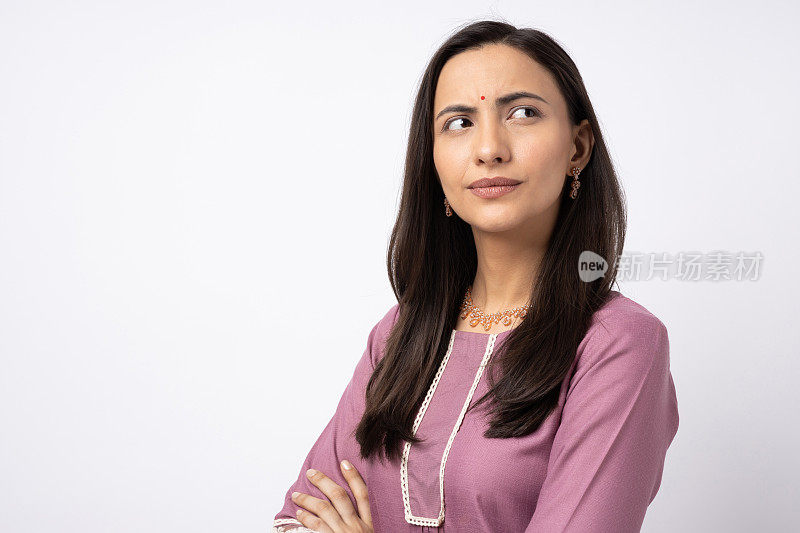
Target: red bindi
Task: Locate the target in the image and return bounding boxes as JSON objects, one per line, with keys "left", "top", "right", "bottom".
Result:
{"left": 480, "top": 95, "right": 485, "bottom": 100}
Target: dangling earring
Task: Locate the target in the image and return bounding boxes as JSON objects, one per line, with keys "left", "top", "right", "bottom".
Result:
{"left": 444, "top": 197, "right": 453, "bottom": 217}
{"left": 569, "top": 166, "right": 582, "bottom": 199}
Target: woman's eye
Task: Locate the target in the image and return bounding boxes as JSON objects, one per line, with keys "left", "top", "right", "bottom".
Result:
{"left": 510, "top": 106, "right": 541, "bottom": 119}
{"left": 444, "top": 117, "right": 472, "bottom": 131}
{"left": 443, "top": 107, "right": 540, "bottom": 132}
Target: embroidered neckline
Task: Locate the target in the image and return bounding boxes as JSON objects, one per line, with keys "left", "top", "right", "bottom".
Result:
{"left": 452, "top": 327, "right": 516, "bottom": 337}
{"left": 399, "top": 330, "right": 499, "bottom": 526}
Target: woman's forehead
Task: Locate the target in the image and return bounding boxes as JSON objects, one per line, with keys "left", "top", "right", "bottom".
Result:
{"left": 434, "top": 46, "right": 561, "bottom": 115}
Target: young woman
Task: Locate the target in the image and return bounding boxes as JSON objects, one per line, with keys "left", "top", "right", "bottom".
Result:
{"left": 272, "top": 20, "right": 679, "bottom": 533}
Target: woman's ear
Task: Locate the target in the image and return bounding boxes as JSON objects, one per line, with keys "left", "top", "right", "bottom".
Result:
{"left": 569, "top": 119, "right": 594, "bottom": 170}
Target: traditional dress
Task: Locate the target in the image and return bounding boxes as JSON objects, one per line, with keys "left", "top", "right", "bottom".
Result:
{"left": 272, "top": 291, "right": 679, "bottom": 532}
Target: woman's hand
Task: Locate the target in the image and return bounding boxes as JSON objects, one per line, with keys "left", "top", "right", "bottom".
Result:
{"left": 290, "top": 460, "right": 373, "bottom": 533}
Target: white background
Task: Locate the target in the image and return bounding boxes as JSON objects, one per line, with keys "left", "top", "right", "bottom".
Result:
{"left": 1, "top": 1, "right": 798, "bottom": 531}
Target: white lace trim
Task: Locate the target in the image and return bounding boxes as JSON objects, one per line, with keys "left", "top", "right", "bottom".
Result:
{"left": 271, "top": 517, "right": 319, "bottom": 532}
{"left": 400, "top": 330, "right": 499, "bottom": 526}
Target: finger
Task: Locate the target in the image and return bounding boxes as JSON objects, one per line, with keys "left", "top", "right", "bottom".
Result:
{"left": 305, "top": 468, "right": 356, "bottom": 525}
{"left": 294, "top": 505, "right": 334, "bottom": 533}
{"left": 291, "top": 492, "right": 336, "bottom": 533}
{"left": 340, "top": 460, "right": 372, "bottom": 527}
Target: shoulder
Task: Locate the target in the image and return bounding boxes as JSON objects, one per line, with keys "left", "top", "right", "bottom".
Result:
{"left": 375, "top": 302, "right": 401, "bottom": 338}
{"left": 366, "top": 302, "right": 401, "bottom": 369}
{"left": 589, "top": 290, "right": 668, "bottom": 339}
{"left": 576, "top": 291, "right": 670, "bottom": 375}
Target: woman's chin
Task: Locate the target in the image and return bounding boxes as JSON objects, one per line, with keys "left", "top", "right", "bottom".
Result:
{"left": 468, "top": 214, "right": 525, "bottom": 234}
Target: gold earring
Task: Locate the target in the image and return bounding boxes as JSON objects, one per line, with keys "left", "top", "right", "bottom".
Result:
{"left": 444, "top": 197, "right": 453, "bottom": 217}
{"left": 569, "top": 167, "right": 582, "bottom": 199}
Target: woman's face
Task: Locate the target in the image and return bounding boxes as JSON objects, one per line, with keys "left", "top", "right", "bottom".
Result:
{"left": 432, "top": 43, "right": 590, "bottom": 236}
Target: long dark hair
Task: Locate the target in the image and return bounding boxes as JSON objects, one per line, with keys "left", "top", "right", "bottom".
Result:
{"left": 354, "top": 19, "right": 626, "bottom": 463}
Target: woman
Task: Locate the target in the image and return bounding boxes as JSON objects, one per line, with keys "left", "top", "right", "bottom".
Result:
{"left": 272, "top": 20, "right": 679, "bottom": 533}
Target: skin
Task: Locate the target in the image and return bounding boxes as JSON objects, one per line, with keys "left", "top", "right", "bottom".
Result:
{"left": 291, "top": 43, "right": 595, "bottom": 531}
{"left": 434, "top": 43, "right": 594, "bottom": 332}
{"left": 292, "top": 462, "right": 373, "bottom": 532}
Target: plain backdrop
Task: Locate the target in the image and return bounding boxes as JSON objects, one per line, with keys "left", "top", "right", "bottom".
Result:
{"left": 1, "top": 1, "right": 798, "bottom": 531}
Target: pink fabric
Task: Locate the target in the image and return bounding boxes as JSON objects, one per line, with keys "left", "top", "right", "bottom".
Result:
{"left": 272, "top": 291, "right": 679, "bottom": 532}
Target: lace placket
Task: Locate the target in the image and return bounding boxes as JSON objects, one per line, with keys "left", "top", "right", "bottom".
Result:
{"left": 400, "top": 331, "right": 499, "bottom": 527}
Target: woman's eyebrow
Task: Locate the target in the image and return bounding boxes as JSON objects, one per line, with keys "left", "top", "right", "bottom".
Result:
{"left": 435, "top": 91, "right": 549, "bottom": 120}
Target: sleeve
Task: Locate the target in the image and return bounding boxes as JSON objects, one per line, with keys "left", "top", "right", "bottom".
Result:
{"left": 271, "top": 304, "right": 400, "bottom": 533}
{"left": 524, "top": 311, "right": 680, "bottom": 533}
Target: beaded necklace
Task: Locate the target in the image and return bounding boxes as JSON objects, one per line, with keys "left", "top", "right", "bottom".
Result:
{"left": 458, "top": 284, "right": 530, "bottom": 331}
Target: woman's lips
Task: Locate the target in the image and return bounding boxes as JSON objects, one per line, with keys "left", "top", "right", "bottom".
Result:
{"left": 469, "top": 183, "right": 520, "bottom": 199}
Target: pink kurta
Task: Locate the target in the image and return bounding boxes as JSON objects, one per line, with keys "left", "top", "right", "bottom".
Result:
{"left": 272, "top": 291, "right": 679, "bottom": 532}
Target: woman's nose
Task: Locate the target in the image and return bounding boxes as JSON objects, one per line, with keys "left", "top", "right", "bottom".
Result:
{"left": 474, "top": 121, "right": 511, "bottom": 165}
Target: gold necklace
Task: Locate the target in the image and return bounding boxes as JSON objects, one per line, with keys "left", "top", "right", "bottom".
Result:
{"left": 459, "top": 285, "right": 530, "bottom": 331}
